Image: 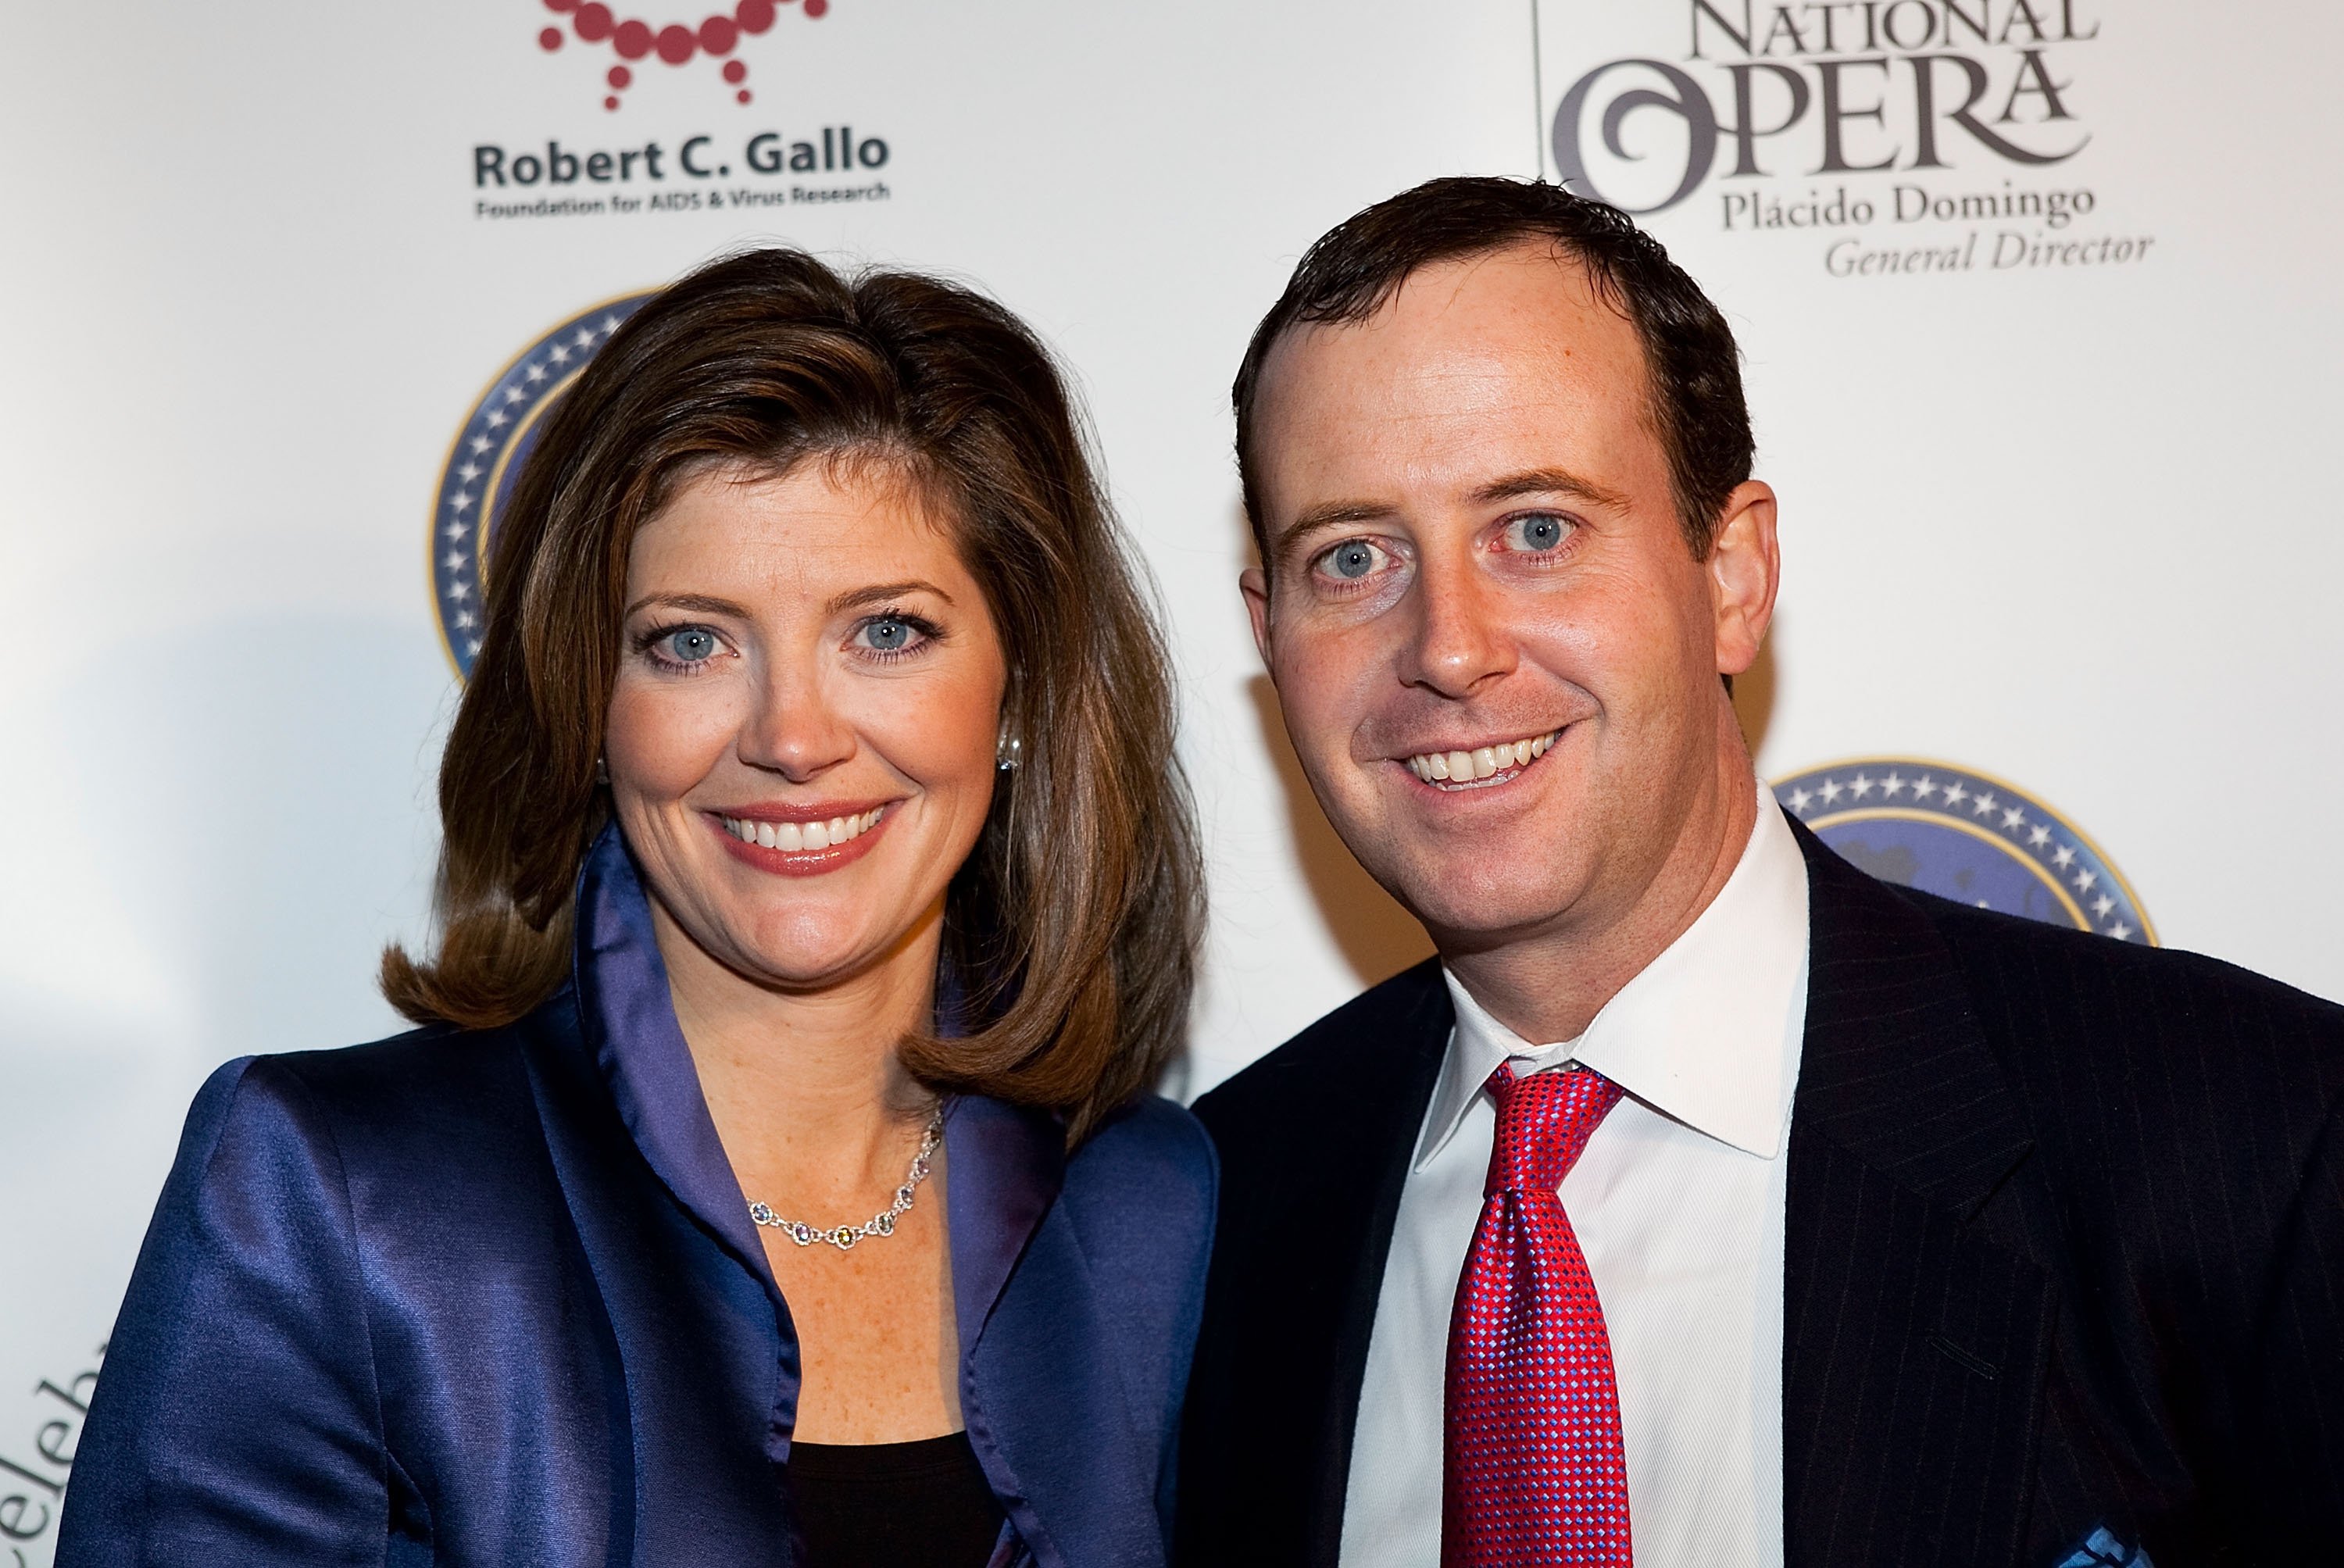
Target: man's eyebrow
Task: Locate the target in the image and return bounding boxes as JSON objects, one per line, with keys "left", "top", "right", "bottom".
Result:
{"left": 1270, "top": 502, "right": 1399, "bottom": 564}
{"left": 826, "top": 579, "right": 954, "bottom": 614}
{"left": 1472, "top": 467, "right": 1632, "bottom": 512}
{"left": 623, "top": 591, "right": 749, "bottom": 620}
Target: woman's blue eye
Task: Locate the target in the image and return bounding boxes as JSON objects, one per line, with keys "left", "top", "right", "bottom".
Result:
{"left": 1326, "top": 541, "right": 1379, "bottom": 580}
{"left": 663, "top": 628, "right": 719, "bottom": 663}
{"left": 852, "top": 613, "right": 934, "bottom": 656}
{"left": 1504, "top": 513, "right": 1570, "bottom": 552}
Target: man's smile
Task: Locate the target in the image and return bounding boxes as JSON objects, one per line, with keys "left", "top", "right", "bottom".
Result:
{"left": 1399, "top": 727, "right": 1563, "bottom": 789}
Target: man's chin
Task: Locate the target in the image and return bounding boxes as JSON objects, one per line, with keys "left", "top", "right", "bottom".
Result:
{"left": 1370, "top": 863, "right": 1592, "bottom": 955}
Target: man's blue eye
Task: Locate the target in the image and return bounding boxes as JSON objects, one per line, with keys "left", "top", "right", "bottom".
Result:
{"left": 1328, "top": 541, "right": 1377, "bottom": 580}
{"left": 1511, "top": 515, "right": 1566, "bottom": 551}
{"left": 664, "top": 628, "right": 718, "bottom": 663}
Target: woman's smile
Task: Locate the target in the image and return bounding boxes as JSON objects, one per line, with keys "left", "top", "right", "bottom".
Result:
{"left": 709, "top": 801, "right": 897, "bottom": 877}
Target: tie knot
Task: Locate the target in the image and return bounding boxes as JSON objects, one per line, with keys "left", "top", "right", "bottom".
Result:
{"left": 1484, "top": 1065, "right": 1623, "bottom": 1195}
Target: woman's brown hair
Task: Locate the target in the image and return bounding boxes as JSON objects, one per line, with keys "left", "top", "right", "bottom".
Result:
{"left": 384, "top": 248, "right": 1203, "bottom": 1142}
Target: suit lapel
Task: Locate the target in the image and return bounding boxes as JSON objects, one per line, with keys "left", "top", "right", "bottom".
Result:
{"left": 1784, "top": 825, "right": 2054, "bottom": 1568}
{"left": 1181, "top": 960, "right": 1452, "bottom": 1568}
{"left": 1302, "top": 971, "right": 1452, "bottom": 1559}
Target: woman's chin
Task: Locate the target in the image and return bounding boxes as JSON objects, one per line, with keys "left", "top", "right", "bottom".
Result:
{"left": 716, "top": 917, "right": 926, "bottom": 995}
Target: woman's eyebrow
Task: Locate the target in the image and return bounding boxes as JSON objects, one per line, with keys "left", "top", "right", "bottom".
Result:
{"left": 827, "top": 580, "right": 955, "bottom": 613}
{"left": 622, "top": 582, "right": 958, "bottom": 620}
{"left": 623, "top": 591, "right": 751, "bottom": 619}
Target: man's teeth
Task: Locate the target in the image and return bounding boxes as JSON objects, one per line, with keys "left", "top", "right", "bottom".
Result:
{"left": 1404, "top": 731, "right": 1559, "bottom": 784}
{"left": 721, "top": 807, "right": 885, "bottom": 851}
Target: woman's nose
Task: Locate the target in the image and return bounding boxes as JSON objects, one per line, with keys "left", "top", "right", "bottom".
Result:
{"left": 735, "top": 663, "right": 856, "bottom": 782}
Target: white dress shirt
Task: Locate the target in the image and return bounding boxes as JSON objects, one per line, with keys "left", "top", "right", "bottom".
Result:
{"left": 1338, "top": 795, "right": 1811, "bottom": 1568}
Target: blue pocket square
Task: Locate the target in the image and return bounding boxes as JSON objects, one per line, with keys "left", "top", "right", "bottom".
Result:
{"left": 2054, "top": 1526, "right": 2153, "bottom": 1568}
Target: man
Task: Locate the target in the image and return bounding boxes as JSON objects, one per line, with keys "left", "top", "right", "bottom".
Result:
{"left": 1176, "top": 176, "right": 2344, "bottom": 1568}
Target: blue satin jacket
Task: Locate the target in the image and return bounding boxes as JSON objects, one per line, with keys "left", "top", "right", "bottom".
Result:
{"left": 58, "top": 830, "right": 1217, "bottom": 1567}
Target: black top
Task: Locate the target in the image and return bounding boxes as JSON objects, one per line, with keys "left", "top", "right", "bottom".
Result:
{"left": 1179, "top": 820, "right": 2344, "bottom": 1568}
{"left": 788, "top": 1432, "right": 1004, "bottom": 1568}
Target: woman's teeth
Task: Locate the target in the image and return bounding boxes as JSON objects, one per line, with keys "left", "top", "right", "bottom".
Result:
{"left": 1404, "top": 731, "right": 1560, "bottom": 786}
{"left": 720, "top": 807, "right": 885, "bottom": 851}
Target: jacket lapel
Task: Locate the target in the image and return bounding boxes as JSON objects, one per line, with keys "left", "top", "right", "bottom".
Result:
{"left": 526, "top": 830, "right": 803, "bottom": 1563}
{"left": 1784, "top": 824, "right": 2053, "bottom": 1568}
{"left": 521, "top": 998, "right": 796, "bottom": 1565}
{"left": 572, "top": 834, "right": 777, "bottom": 1279}
{"left": 949, "top": 1096, "right": 1170, "bottom": 1568}
{"left": 945, "top": 1095, "right": 1064, "bottom": 1353}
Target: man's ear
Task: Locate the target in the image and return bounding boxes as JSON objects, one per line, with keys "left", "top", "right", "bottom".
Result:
{"left": 1240, "top": 565, "right": 1274, "bottom": 669}
{"left": 1708, "top": 480, "right": 1779, "bottom": 678}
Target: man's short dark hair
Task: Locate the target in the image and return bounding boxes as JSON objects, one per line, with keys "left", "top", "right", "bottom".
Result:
{"left": 1232, "top": 176, "right": 1753, "bottom": 567}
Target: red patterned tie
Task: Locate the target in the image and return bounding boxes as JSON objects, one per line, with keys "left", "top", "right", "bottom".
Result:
{"left": 1442, "top": 1065, "right": 1631, "bottom": 1567}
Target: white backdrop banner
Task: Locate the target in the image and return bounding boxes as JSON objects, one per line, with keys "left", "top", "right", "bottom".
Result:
{"left": 2, "top": 3, "right": 2337, "bottom": 1559}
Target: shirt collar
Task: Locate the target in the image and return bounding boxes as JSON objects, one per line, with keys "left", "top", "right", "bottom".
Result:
{"left": 1417, "top": 788, "right": 1810, "bottom": 1170}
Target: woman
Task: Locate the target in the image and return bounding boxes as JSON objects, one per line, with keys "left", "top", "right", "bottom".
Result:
{"left": 59, "top": 250, "right": 1213, "bottom": 1567}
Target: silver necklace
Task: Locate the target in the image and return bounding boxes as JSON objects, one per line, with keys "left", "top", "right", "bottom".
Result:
{"left": 747, "top": 1104, "right": 944, "bottom": 1252}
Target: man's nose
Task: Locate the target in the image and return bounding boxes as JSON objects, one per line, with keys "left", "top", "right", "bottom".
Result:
{"left": 1398, "top": 553, "right": 1516, "bottom": 699}
{"left": 737, "top": 660, "right": 856, "bottom": 782}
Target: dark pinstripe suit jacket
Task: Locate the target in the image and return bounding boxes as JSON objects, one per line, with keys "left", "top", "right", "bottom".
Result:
{"left": 1176, "top": 823, "right": 2344, "bottom": 1567}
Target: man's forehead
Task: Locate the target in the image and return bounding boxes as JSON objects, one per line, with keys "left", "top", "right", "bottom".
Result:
{"left": 1269, "top": 245, "right": 1638, "bottom": 380}
{"left": 1253, "top": 246, "right": 1653, "bottom": 491}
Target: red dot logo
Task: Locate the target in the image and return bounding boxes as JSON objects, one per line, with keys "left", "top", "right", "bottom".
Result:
{"left": 534, "top": 0, "right": 831, "bottom": 109}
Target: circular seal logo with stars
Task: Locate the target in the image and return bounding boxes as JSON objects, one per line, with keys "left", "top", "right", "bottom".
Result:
{"left": 431, "top": 295, "right": 652, "bottom": 676}
{"left": 1773, "top": 758, "right": 2156, "bottom": 945}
